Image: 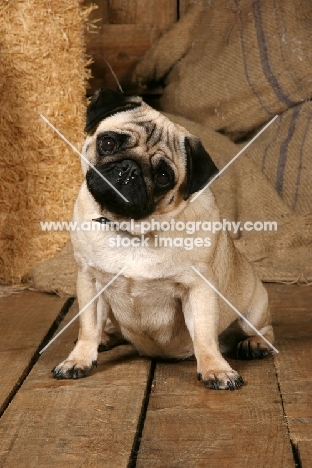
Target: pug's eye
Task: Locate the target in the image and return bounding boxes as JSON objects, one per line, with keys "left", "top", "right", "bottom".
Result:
{"left": 154, "top": 170, "right": 170, "bottom": 187}
{"left": 99, "top": 137, "right": 116, "bottom": 154}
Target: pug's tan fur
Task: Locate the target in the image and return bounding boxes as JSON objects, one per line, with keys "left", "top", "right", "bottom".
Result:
{"left": 53, "top": 94, "right": 274, "bottom": 390}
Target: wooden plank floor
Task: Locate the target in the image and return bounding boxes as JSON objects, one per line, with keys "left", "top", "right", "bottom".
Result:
{"left": 0, "top": 284, "right": 311, "bottom": 467}
{"left": 0, "top": 298, "right": 151, "bottom": 467}
{"left": 268, "top": 284, "right": 312, "bottom": 467}
{"left": 0, "top": 291, "right": 73, "bottom": 415}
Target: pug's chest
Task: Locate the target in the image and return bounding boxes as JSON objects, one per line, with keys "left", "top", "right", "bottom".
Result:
{"left": 75, "top": 229, "right": 182, "bottom": 280}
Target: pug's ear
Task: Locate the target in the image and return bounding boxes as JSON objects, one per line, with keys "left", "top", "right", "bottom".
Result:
{"left": 84, "top": 88, "right": 142, "bottom": 133}
{"left": 183, "top": 137, "right": 219, "bottom": 200}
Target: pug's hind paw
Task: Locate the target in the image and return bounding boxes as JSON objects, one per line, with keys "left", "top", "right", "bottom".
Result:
{"left": 197, "top": 370, "right": 244, "bottom": 390}
{"left": 98, "top": 334, "right": 127, "bottom": 352}
{"left": 237, "top": 337, "right": 272, "bottom": 360}
{"left": 52, "top": 359, "right": 97, "bottom": 380}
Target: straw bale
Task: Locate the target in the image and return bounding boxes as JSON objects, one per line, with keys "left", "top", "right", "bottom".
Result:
{"left": 0, "top": 1, "right": 95, "bottom": 284}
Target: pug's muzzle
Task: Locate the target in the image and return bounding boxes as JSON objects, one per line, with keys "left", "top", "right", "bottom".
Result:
{"left": 86, "top": 159, "right": 151, "bottom": 219}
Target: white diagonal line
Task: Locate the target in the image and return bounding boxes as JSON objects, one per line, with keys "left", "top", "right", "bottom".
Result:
{"left": 39, "top": 266, "right": 128, "bottom": 354}
{"left": 102, "top": 57, "right": 124, "bottom": 93}
{"left": 191, "top": 114, "right": 279, "bottom": 202}
{"left": 40, "top": 114, "right": 129, "bottom": 203}
{"left": 191, "top": 266, "right": 279, "bottom": 354}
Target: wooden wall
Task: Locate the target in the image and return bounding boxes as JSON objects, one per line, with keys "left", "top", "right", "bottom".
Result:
{"left": 84, "top": 0, "right": 193, "bottom": 95}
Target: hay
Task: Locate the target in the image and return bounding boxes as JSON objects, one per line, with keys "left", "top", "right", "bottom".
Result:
{"left": 0, "top": 1, "right": 95, "bottom": 284}
{"left": 0, "top": 284, "right": 31, "bottom": 298}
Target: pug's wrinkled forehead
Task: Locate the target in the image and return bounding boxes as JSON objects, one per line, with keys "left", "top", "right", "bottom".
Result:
{"left": 85, "top": 89, "right": 188, "bottom": 168}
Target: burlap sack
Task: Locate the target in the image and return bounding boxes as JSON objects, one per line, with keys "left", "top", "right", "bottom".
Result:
{"left": 134, "top": 0, "right": 312, "bottom": 141}
{"left": 167, "top": 112, "right": 312, "bottom": 284}
{"left": 30, "top": 107, "right": 312, "bottom": 296}
{"left": 246, "top": 101, "right": 312, "bottom": 215}
{"left": 31, "top": 241, "right": 78, "bottom": 297}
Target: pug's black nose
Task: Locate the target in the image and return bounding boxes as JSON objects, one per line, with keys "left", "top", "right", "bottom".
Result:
{"left": 116, "top": 160, "right": 141, "bottom": 185}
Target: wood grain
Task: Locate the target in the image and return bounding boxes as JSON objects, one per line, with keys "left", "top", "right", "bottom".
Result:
{"left": 108, "top": 0, "right": 177, "bottom": 25}
{"left": 267, "top": 284, "right": 312, "bottom": 450}
{"left": 84, "top": 0, "right": 109, "bottom": 25}
{"left": 0, "top": 301, "right": 152, "bottom": 467}
{"left": 298, "top": 440, "right": 312, "bottom": 466}
{"left": 179, "top": 0, "right": 195, "bottom": 18}
{"left": 84, "top": 0, "right": 177, "bottom": 94}
{"left": 0, "top": 291, "right": 70, "bottom": 413}
{"left": 136, "top": 356, "right": 294, "bottom": 467}
{"left": 87, "top": 24, "right": 164, "bottom": 93}
{"left": 266, "top": 283, "right": 312, "bottom": 310}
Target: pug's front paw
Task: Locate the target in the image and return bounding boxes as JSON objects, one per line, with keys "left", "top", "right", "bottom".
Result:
{"left": 197, "top": 369, "right": 244, "bottom": 390}
{"left": 52, "top": 358, "right": 97, "bottom": 379}
{"left": 52, "top": 341, "right": 98, "bottom": 379}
